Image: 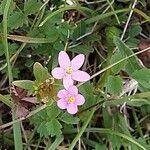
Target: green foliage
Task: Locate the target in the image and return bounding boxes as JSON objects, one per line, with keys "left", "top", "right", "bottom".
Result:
{"left": 106, "top": 26, "right": 121, "bottom": 52}
{"left": 13, "top": 80, "right": 35, "bottom": 90}
{"left": 59, "top": 112, "right": 80, "bottom": 124}
{"left": 114, "top": 37, "right": 141, "bottom": 74}
{"left": 45, "top": 119, "right": 62, "bottom": 137}
{"left": 106, "top": 75, "right": 123, "bottom": 96}
{"left": 132, "top": 68, "right": 150, "bottom": 89}
{"left": 0, "top": 0, "right": 150, "bottom": 149}
{"left": 0, "top": 0, "right": 15, "bottom": 15}
{"left": 95, "top": 144, "right": 107, "bottom": 150}
{"left": 110, "top": 50, "right": 127, "bottom": 73}
{"left": 8, "top": 11, "right": 27, "bottom": 30}
{"left": 33, "top": 62, "right": 50, "bottom": 83}
{"left": 30, "top": 104, "right": 62, "bottom": 137}
{"left": 69, "top": 44, "right": 94, "bottom": 54}
{"left": 129, "top": 25, "right": 142, "bottom": 38}
{"left": 72, "top": 21, "right": 86, "bottom": 40}
{"left": 24, "top": 0, "right": 42, "bottom": 15}
{"left": 126, "top": 24, "right": 142, "bottom": 48}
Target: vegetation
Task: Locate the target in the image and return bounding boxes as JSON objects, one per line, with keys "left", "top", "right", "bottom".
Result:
{"left": 0, "top": 0, "right": 150, "bottom": 149}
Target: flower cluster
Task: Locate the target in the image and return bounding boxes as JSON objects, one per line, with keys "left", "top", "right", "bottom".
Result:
{"left": 52, "top": 51, "right": 90, "bottom": 114}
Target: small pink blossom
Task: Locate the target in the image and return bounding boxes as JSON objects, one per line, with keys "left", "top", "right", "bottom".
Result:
{"left": 57, "top": 85, "right": 85, "bottom": 114}
{"left": 52, "top": 51, "right": 90, "bottom": 89}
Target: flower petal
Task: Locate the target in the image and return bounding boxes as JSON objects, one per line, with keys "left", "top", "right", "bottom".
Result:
{"left": 57, "top": 89, "right": 68, "bottom": 99}
{"left": 75, "top": 94, "right": 85, "bottom": 105}
{"left": 67, "top": 103, "right": 78, "bottom": 114}
{"left": 71, "top": 54, "right": 85, "bottom": 70}
{"left": 67, "top": 85, "right": 78, "bottom": 95}
{"left": 59, "top": 51, "right": 70, "bottom": 69}
{"left": 52, "top": 67, "right": 65, "bottom": 79}
{"left": 72, "top": 70, "right": 90, "bottom": 82}
{"left": 63, "top": 75, "right": 74, "bottom": 89}
{"left": 57, "top": 99, "right": 67, "bottom": 109}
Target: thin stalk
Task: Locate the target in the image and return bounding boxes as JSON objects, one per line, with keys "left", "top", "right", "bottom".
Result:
{"left": 24, "top": 126, "right": 38, "bottom": 150}
{"left": 121, "top": 0, "right": 137, "bottom": 40}
{"left": 39, "top": 6, "right": 92, "bottom": 27}
{"left": 3, "top": 0, "right": 13, "bottom": 84}
{"left": 35, "top": 137, "right": 42, "bottom": 150}
{"left": 2, "top": 1, "right": 23, "bottom": 149}
{"left": 132, "top": 109, "right": 143, "bottom": 138}
{"left": 106, "top": 0, "right": 120, "bottom": 24}
{"left": 78, "top": 46, "right": 150, "bottom": 86}
{"left": 68, "top": 108, "right": 95, "bottom": 150}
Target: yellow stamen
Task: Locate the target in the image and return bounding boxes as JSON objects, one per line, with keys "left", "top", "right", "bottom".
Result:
{"left": 68, "top": 96, "right": 75, "bottom": 103}
{"left": 66, "top": 66, "right": 73, "bottom": 74}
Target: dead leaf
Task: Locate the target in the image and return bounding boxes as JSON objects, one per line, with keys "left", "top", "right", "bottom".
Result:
{"left": 11, "top": 85, "right": 36, "bottom": 118}
{"left": 138, "top": 38, "right": 150, "bottom": 67}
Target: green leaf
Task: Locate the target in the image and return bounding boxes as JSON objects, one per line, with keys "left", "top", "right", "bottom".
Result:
{"left": 0, "top": 0, "right": 15, "bottom": 15}
{"left": 79, "top": 82, "right": 96, "bottom": 107}
{"left": 72, "top": 21, "right": 86, "bottom": 40}
{"left": 106, "top": 26, "right": 121, "bottom": 52}
{"left": 95, "top": 144, "right": 107, "bottom": 150}
{"left": 129, "top": 25, "right": 142, "bottom": 38}
{"left": 114, "top": 37, "right": 141, "bottom": 74}
{"left": 58, "top": 22, "right": 73, "bottom": 36}
{"left": 46, "top": 104, "right": 61, "bottom": 119}
{"left": 53, "top": 41, "right": 64, "bottom": 50}
{"left": 132, "top": 68, "right": 150, "bottom": 89}
{"left": 126, "top": 38, "right": 140, "bottom": 48}
{"left": 108, "top": 113, "right": 135, "bottom": 149}
{"left": 8, "top": 11, "right": 27, "bottom": 30}
{"left": 69, "top": 44, "right": 93, "bottom": 54}
{"left": 8, "top": 43, "right": 19, "bottom": 56}
{"left": 102, "top": 107, "right": 113, "bottom": 128}
{"left": 106, "top": 75, "right": 123, "bottom": 96}
{"left": 46, "top": 119, "right": 62, "bottom": 137}
{"left": 12, "top": 67, "right": 20, "bottom": 79}
{"left": 33, "top": 62, "right": 50, "bottom": 83}
{"left": 127, "top": 99, "right": 150, "bottom": 106}
{"left": 48, "top": 135, "right": 64, "bottom": 150}
{"left": 37, "top": 121, "right": 49, "bottom": 137}
{"left": 30, "top": 103, "right": 62, "bottom": 138}
{"left": 110, "top": 50, "right": 127, "bottom": 74}
{"left": 59, "top": 112, "right": 80, "bottom": 124}
{"left": 79, "top": 82, "right": 97, "bottom": 122}
{"left": 103, "top": 97, "right": 150, "bottom": 107}
{"left": 86, "top": 128, "right": 147, "bottom": 150}
{"left": 13, "top": 80, "right": 35, "bottom": 90}
{"left": 84, "top": 34, "right": 101, "bottom": 43}
{"left": 0, "top": 94, "right": 13, "bottom": 108}
{"left": 40, "top": 21, "right": 60, "bottom": 42}
{"left": 0, "top": 42, "right": 5, "bottom": 56}
{"left": 8, "top": 35, "right": 53, "bottom": 43}
{"left": 24, "top": 0, "right": 42, "bottom": 15}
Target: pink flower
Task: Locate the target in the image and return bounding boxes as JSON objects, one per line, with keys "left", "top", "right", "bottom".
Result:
{"left": 57, "top": 85, "right": 85, "bottom": 114}
{"left": 52, "top": 51, "right": 90, "bottom": 89}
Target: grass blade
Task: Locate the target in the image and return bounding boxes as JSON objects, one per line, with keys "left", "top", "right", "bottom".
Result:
{"left": 2, "top": 0, "right": 23, "bottom": 149}
{"left": 48, "top": 135, "right": 64, "bottom": 150}
{"left": 68, "top": 108, "right": 95, "bottom": 150}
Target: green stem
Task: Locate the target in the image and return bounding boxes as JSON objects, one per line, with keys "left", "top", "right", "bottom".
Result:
{"left": 39, "top": 6, "right": 92, "bottom": 27}
{"left": 68, "top": 108, "right": 95, "bottom": 150}
{"left": 85, "top": 8, "right": 150, "bottom": 24}
{"left": 106, "top": 0, "right": 120, "bottom": 24}
{"left": 2, "top": 0, "right": 23, "bottom": 150}
{"left": 35, "top": 137, "right": 42, "bottom": 150}
{"left": 132, "top": 109, "right": 143, "bottom": 138}
{"left": 24, "top": 126, "right": 38, "bottom": 150}
{"left": 3, "top": 0, "right": 13, "bottom": 84}
{"left": 65, "top": 128, "right": 147, "bottom": 150}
